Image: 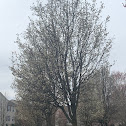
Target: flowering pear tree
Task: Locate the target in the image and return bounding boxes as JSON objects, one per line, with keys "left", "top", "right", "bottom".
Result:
{"left": 11, "top": 0, "right": 112, "bottom": 126}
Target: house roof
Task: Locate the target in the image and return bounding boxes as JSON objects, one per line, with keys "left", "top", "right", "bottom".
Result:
{"left": 0, "top": 92, "right": 7, "bottom": 99}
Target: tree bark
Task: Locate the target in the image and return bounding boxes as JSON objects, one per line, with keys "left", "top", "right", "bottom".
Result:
{"left": 71, "top": 119, "right": 77, "bottom": 126}
{"left": 46, "top": 114, "right": 53, "bottom": 126}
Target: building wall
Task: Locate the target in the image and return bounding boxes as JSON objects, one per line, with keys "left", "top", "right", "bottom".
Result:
{"left": 0, "top": 93, "right": 16, "bottom": 126}
{"left": 6, "top": 100, "right": 16, "bottom": 126}
{"left": 0, "top": 92, "right": 8, "bottom": 126}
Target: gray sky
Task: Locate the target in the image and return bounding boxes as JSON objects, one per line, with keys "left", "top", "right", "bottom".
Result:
{"left": 0, "top": 0, "right": 126, "bottom": 100}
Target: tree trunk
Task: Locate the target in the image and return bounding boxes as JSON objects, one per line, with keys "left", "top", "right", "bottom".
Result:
{"left": 47, "top": 121, "right": 52, "bottom": 126}
{"left": 46, "top": 114, "right": 53, "bottom": 126}
{"left": 99, "top": 120, "right": 104, "bottom": 126}
{"left": 71, "top": 119, "right": 77, "bottom": 126}
{"left": 105, "top": 122, "right": 108, "bottom": 126}
{"left": 99, "top": 121, "right": 108, "bottom": 126}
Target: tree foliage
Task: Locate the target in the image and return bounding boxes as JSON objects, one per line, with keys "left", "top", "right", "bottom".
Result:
{"left": 110, "top": 72, "right": 126, "bottom": 126}
{"left": 77, "top": 66, "right": 115, "bottom": 126}
{"left": 11, "top": 0, "right": 112, "bottom": 126}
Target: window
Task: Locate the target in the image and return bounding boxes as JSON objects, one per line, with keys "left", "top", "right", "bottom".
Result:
{"left": 12, "top": 117, "right": 15, "bottom": 122}
{"left": 6, "top": 116, "right": 10, "bottom": 121}
{"left": 7, "top": 106, "right": 11, "bottom": 111}
{"left": 12, "top": 106, "right": 15, "bottom": 112}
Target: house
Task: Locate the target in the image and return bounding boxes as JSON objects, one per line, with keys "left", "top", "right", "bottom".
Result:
{"left": 6, "top": 100, "right": 17, "bottom": 126}
{"left": 0, "top": 92, "right": 16, "bottom": 126}
{"left": 0, "top": 92, "right": 8, "bottom": 126}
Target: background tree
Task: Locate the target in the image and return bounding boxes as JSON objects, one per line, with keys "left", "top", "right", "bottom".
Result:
{"left": 77, "top": 66, "right": 115, "bottom": 126}
{"left": 11, "top": 0, "right": 112, "bottom": 126}
{"left": 97, "top": 67, "right": 116, "bottom": 126}
{"left": 122, "top": 0, "right": 126, "bottom": 7}
{"left": 77, "top": 71, "right": 104, "bottom": 126}
{"left": 110, "top": 72, "right": 126, "bottom": 126}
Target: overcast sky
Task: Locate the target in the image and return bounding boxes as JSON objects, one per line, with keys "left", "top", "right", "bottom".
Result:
{"left": 0, "top": 0, "right": 126, "bottom": 100}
